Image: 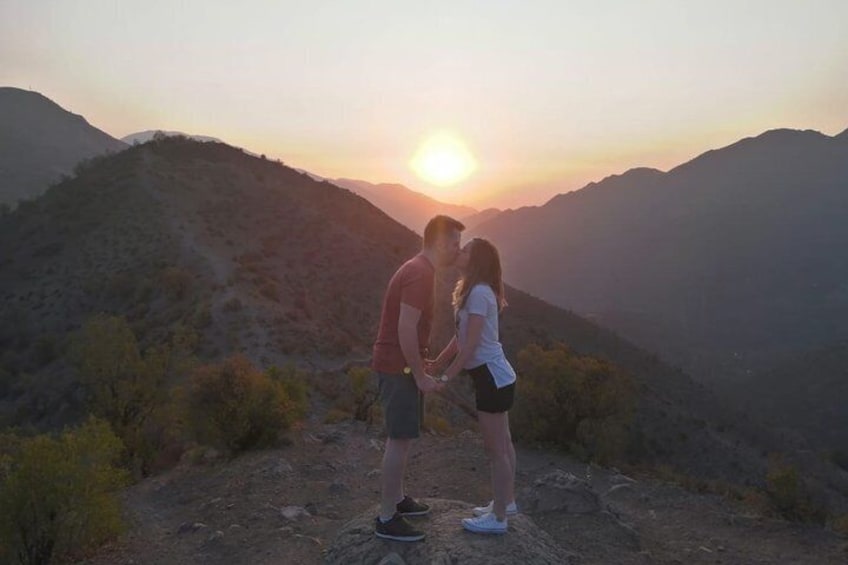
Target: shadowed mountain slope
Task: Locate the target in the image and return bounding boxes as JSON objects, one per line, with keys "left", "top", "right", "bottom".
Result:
{"left": 0, "top": 87, "right": 127, "bottom": 206}
{"left": 470, "top": 128, "right": 848, "bottom": 385}
{"left": 734, "top": 341, "right": 848, "bottom": 455}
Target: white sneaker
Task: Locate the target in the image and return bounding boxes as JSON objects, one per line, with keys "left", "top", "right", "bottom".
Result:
{"left": 462, "top": 512, "right": 508, "bottom": 534}
{"left": 472, "top": 500, "right": 518, "bottom": 517}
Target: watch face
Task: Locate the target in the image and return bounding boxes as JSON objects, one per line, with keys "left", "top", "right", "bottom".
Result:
{"left": 438, "top": 375, "right": 449, "bottom": 383}
{"left": 403, "top": 367, "right": 412, "bottom": 375}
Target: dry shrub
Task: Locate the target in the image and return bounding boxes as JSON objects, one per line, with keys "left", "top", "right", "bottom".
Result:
{"left": 183, "top": 355, "right": 305, "bottom": 454}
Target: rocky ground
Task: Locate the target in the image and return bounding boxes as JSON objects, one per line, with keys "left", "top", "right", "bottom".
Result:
{"left": 81, "top": 413, "right": 848, "bottom": 565}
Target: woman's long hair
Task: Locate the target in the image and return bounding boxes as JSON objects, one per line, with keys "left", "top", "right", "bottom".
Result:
{"left": 452, "top": 238, "right": 507, "bottom": 313}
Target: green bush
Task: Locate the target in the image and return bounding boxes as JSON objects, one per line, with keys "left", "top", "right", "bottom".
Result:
{"left": 70, "top": 315, "right": 169, "bottom": 475}
{"left": 512, "top": 342, "right": 635, "bottom": 464}
{"left": 266, "top": 364, "right": 309, "bottom": 421}
{"left": 0, "top": 418, "right": 128, "bottom": 565}
{"left": 184, "top": 355, "right": 303, "bottom": 454}
{"left": 765, "top": 454, "right": 826, "bottom": 523}
{"left": 320, "top": 367, "right": 379, "bottom": 425}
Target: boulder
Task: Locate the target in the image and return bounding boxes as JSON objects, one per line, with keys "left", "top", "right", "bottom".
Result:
{"left": 324, "top": 499, "right": 576, "bottom": 565}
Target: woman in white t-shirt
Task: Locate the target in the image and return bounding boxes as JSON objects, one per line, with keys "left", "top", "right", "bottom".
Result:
{"left": 431, "top": 238, "right": 517, "bottom": 535}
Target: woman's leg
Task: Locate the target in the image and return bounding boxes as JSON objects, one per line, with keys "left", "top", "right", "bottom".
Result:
{"left": 477, "top": 411, "right": 512, "bottom": 521}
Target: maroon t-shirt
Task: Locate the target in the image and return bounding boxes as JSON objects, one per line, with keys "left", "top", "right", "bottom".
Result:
{"left": 372, "top": 254, "right": 435, "bottom": 373}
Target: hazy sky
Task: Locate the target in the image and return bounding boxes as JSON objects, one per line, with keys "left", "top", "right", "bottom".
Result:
{"left": 2, "top": 1, "right": 846, "bottom": 209}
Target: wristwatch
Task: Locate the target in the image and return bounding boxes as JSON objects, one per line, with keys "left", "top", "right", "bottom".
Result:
{"left": 437, "top": 374, "right": 449, "bottom": 383}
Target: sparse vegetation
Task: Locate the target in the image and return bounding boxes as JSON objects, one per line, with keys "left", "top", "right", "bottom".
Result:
{"left": 0, "top": 418, "right": 128, "bottom": 565}
{"left": 161, "top": 267, "right": 192, "bottom": 301}
{"left": 765, "top": 453, "right": 827, "bottom": 523}
{"left": 70, "top": 315, "right": 171, "bottom": 475}
{"left": 183, "top": 355, "right": 306, "bottom": 455}
{"left": 316, "top": 366, "right": 382, "bottom": 426}
{"left": 512, "top": 342, "right": 636, "bottom": 465}
{"left": 832, "top": 513, "right": 848, "bottom": 537}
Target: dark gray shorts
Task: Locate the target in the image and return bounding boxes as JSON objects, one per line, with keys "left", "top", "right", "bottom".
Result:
{"left": 377, "top": 371, "right": 423, "bottom": 439}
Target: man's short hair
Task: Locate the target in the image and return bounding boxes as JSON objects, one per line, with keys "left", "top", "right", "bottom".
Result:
{"left": 423, "top": 215, "right": 465, "bottom": 248}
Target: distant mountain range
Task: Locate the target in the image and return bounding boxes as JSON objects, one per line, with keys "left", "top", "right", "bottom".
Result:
{"left": 0, "top": 87, "right": 126, "bottom": 206}
{"left": 470, "top": 128, "right": 848, "bottom": 385}
{"left": 331, "top": 178, "right": 482, "bottom": 234}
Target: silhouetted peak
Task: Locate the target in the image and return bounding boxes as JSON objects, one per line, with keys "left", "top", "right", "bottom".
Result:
{"left": 0, "top": 86, "right": 52, "bottom": 103}
{"left": 754, "top": 127, "right": 829, "bottom": 142}
{"left": 0, "top": 87, "right": 88, "bottom": 123}
{"left": 546, "top": 167, "right": 664, "bottom": 206}
{"left": 668, "top": 128, "right": 831, "bottom": 178}
{"left": 595, "top": 167, "right": 665, "bottom": 186}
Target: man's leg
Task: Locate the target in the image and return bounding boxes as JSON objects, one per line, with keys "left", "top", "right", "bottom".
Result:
{"left": 380, "top": 437, "right": 413, "bottom": 520}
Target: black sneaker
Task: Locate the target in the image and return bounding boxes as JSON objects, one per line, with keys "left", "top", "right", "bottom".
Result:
{"left": 374, "top": 513, "right": 425, "bottom": 542}
{"left": 396, "top": 495, "right": 430, "bottom": 516}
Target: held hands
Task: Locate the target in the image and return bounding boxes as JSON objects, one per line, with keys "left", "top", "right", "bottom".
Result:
{"left": 415, "top": 373, "right": 446, "bottom": 393}
{"left": 424, "top": 358, "right": 440, "bottom": 374}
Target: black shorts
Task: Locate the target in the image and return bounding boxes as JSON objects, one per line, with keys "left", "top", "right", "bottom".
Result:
{"left": 467, "top": 364, "right": 515, "bottom": 414}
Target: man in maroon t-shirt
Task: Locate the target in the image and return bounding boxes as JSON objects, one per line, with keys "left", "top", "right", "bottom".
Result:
{"left": 373, "top": 215, "right": 464, "bottom": 542}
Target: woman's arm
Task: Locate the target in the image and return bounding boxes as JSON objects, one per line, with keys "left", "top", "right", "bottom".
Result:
{"left": 429, "top": 336, "right": 458, "bottom": 374}
{"left": 443, "top": 313, "right": 485, "bottom": 381}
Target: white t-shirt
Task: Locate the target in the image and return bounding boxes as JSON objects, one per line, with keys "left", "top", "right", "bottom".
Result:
{"left": 456, "top": 283, "right": 517, "bottom": 388}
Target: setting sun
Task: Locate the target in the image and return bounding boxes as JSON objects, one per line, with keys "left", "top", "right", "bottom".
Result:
{"left": 409, "top": 131, "right": 478, "bottom": 187}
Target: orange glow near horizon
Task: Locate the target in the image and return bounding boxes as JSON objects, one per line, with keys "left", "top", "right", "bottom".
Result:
{"left": 5, "top": 2, "right": 844, "bottom": 210}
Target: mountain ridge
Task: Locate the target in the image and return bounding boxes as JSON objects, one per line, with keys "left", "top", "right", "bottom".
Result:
{"left": 332, "top": 177, "right": 477, "bottom": 233}
{"left": 121, "top": 130, "right": 226, "bottom": 145}
{"left": 0, "top": 87, "right": 127, "bottom": 206}
{"left": 467, "top": 125, "right": 848, "bottom": 465}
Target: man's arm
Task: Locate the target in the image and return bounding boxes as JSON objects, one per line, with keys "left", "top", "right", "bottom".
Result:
{"left": 398, "top": 302, "right": 441, "bottom": 392}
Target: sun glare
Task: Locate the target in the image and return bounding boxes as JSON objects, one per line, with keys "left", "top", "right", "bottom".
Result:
{"left": 410, "top": 131, "right": 478, "bottom": 187}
